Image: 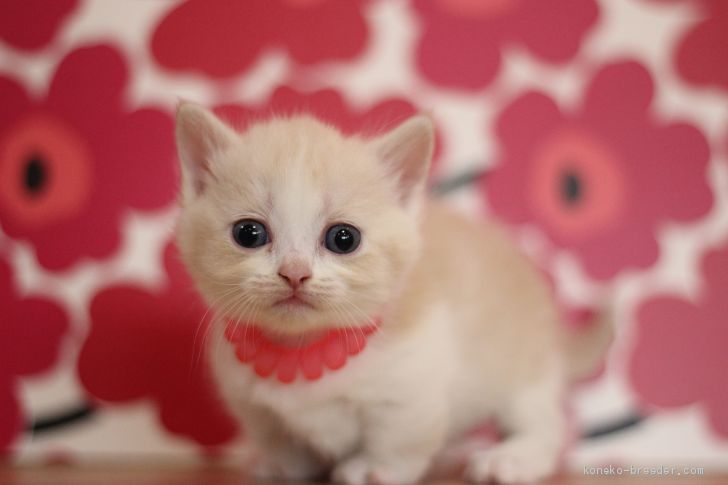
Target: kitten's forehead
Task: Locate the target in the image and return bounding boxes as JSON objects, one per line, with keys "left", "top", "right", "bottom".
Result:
{"left": 267, "top": 152, "right": 328, "bottom": 250}
{"left": 218, "top": 116, "right": 389, "bottom": 233}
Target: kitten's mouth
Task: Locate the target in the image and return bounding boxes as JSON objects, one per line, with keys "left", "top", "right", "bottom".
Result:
{"left": 274, "top": 293, "right": 315, "bottom": 309}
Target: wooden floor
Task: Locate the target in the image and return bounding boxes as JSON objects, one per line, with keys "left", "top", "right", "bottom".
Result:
{"left": 0, "top": 464, "right": 724, "bottom": 485}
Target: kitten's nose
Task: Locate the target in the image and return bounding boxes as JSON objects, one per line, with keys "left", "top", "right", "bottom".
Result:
{"left": 277, "top": 260, "right": 312, "bottom": 290}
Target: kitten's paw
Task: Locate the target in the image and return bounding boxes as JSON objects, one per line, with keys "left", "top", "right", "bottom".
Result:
{"left": 251, "top": 451, "right": 324, "bottom": 481}
{"left": 331, "top": 455, "right": 426, "bottom": 485}
{"left": 463, "top": 440, "right": 558, "bottom": 484}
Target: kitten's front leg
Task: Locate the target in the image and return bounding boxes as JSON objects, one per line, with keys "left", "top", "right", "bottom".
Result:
{"left": 242, "top": 405, "right": 327, "bottom": 481}
{"left": 332, "top": 396, "right": 448, "bottom": 485}
{"left": 464, "top": 371, "right": 567, "bottom": 484}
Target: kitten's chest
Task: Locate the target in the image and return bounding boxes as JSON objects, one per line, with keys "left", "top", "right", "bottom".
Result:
{"left": 268, "top": 393, "right": 361, "bottom": 458}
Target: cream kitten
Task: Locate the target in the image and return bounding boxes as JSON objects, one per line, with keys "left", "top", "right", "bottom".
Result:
{"left": 175, "top": 103, "right": 609, "bottom": 484}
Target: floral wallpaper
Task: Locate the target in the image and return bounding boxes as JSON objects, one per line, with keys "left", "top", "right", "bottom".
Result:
{"left": 0, "top": 0, "right": 726, "bottom": 471}
{"left": 413, "top": 0, "right": 598, "bottom": 90}
{"left": 0, "top": 45, "right": 176, "bottom": 270}
{"left": 484, "top": 60, "right": 713, "bottom": 279}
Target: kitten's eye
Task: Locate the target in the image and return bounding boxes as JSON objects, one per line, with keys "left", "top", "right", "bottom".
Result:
{"left": 232, "top": 219, "right": 269, "bottom": 248}
{"left": 324, "top": 224, "right": 361, "bottom": 254}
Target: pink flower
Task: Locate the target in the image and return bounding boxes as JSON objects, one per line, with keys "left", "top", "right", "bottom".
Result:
{"left": 0, "top": 258, "right": 69, "bottom": 453}
{"left": 629, "top": 244, "right": 728, "bottom": 438}
{"left": 413, "top": 0, "right": 598, "bottom": 90}
{"left": 151, "top": 0, "right": 369, "bottom": 78}
{"left": 674, "top": 0, "right": 728, "bottom": 91}
{"left": 0, "top": 45, "right": 177, "bottom": 270}
{"left": 483, "top": 61, "right": 713, "bottom": 280}
{"left": 651, "top": 0, "right": 728, "bottom": 91}
{"left": 0, "top": 0, "right": 78, "bottom": 51}
{"left": 77, "top": 245, "right": 238, "bottom": 447}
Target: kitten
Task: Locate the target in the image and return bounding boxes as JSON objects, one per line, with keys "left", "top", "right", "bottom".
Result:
{"left": 174, "top": 103, "right": 610, "bottom": 484}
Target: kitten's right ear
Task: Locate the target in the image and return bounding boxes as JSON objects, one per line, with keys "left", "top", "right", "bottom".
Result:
{"left": 372, "top": 114, "right": 435, "bottom": 210}
{"left": 175, "top": 101, "right": 237, "bottom": 198}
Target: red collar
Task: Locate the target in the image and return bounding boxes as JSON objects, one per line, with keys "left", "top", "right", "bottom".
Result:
{"left": 224, "top": 319, "right": 381, "bottom": 383}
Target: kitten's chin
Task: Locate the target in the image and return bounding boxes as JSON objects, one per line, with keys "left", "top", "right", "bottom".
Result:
{"left": 256, "top": 304, "right": 331, "bottom": 334}
{"left": 269, "top": 302, "right": 318, "bottom": 321}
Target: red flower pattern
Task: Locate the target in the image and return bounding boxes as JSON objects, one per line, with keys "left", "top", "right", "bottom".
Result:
{"left": 0, "top": 258, "right": 69, "bottom": 453}
{"left": 629, "top": 244, "right": 728, "bottom": 438}
{"left": 413, "top": 0, "right": 599, "bottom": 90}
{"left": 0, "top": 0, "right": 723, "bottom": 458}
{"left": 650, "top": 0, "right": 728, "bottom": 91}
{"left": 151, "top": 0, "right": 369, "bottom": 78}
{"left": 77, "top": 244, "right": 238, "bottom": 447}
{"left": 483, "top": 61, "right": 713, "bottom": 280}
{"left": 0, "top": 0, "right": 78, "bottom": 51}
{"left": 674, "top": 0, "right": 728, "bottom": 91}
{"left": 0, "top": 45, "right": 177, "bottom": 270}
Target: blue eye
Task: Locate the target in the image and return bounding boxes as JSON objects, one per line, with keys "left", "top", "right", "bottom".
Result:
{"left": 232, "top": 220, "right": 269, "bottom": 248}
{"left": 324, "top": 224, "right": 361, "bottom": 254}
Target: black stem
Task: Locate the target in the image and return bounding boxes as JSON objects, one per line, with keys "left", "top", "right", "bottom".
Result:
{"left": 27, "top": 402, "right": 96, "bottom": 433}
{"left": 430, "top": 167, "right": 489, "bottom": 195}
{"left": 582, "top": 412, "right": 647, "bottom": 440}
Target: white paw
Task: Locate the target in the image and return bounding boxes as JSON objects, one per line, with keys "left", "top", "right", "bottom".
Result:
{"left": 332, "top": 455, "right": 427, "bottom": 485}
{"left": 464, "top": 440, "right": 558, "bottom": 484}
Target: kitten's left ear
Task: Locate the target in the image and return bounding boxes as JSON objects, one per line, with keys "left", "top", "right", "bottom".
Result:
{"left": 175, "top": 101, "right": 237, "bottom": 199}
{"left": 372, "top": 114, "right": 434, "bottom": 208}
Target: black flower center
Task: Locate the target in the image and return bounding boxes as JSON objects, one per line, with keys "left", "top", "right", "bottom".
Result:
{"left": 23, "top": 153, "right": 48, "bottom": 196}
{"left": 560, "top": 167, "right": 583, "bottom": 207}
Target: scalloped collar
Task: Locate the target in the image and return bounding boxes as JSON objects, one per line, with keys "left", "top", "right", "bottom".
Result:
{"left": 224, "top": 319, "right": 381, "bottom": 384}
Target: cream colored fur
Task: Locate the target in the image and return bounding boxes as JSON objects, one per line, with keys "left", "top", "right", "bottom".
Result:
{"left": 175, "top": 103, "right": 596, "bottom": 484}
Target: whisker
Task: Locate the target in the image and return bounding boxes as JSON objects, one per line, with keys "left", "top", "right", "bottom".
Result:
{"left": 192, "top": 287, "right": 261, "bottom": 373}
{"left": 190, "top": 286, "right": 244, "bottom": 374}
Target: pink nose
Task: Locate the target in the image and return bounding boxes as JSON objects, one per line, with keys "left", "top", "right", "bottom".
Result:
{"left": 277, "top": 260, "right": 312, "bottom": 290}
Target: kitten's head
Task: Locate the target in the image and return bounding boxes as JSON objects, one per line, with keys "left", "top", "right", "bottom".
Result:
{"left": 175, "top": 103, "right": 433, "bottom": 334}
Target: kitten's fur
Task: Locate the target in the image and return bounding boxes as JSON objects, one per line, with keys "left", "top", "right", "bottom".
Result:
{"left": 175, "top": 103, "right": 608, "bottom": 484}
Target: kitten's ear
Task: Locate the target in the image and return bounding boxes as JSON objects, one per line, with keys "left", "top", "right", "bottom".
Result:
{"left": 372, "top": 114, "right": 434, "bottom": 207}
{"left": 175, "top": 101, "right": 237, "bottom": 199}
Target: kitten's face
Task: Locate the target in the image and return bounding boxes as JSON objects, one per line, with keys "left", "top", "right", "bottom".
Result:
{"left": 176, "top": 107, "right": 433, "bottom": 334}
